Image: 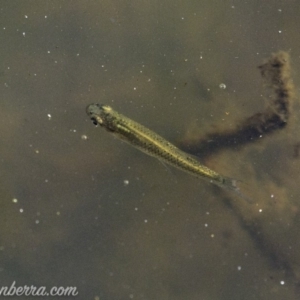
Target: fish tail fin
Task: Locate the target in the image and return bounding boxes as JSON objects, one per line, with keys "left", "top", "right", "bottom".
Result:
{"left": 219, "top": 176, "right": 254, "bottom": 204}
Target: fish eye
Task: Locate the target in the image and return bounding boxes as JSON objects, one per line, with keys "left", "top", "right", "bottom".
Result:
{"left": 91, "top": 117, "right": 98, "bottom": 126}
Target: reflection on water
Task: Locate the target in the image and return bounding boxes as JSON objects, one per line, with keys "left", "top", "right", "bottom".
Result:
{"left": 0, "top": 1, "right": 300, "bottom": 299}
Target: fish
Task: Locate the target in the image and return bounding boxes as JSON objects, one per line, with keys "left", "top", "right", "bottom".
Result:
{"left": 86, "top": 103, "right": 251, "bottom": 202}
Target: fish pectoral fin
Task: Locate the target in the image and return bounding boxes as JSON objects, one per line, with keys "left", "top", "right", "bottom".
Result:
{"left": 116, "top": 124, "right": 131, "bottom": 134}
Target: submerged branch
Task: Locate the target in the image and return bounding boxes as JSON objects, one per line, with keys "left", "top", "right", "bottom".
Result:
{"left": 179, "top": 51, "right": 295, "bottom": 158}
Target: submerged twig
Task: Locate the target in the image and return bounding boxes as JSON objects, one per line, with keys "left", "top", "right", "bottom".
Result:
{"left": 179, "top": 51, "right": 294, "bottom": 158}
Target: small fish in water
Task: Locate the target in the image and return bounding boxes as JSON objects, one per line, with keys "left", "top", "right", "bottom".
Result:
{"left": 86, "top": 104, "right": 252, "bottom": 202}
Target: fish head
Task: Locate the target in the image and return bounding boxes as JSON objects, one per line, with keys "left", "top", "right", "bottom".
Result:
{"left": 86, "top": 103, "right": 117, "bottom": 132}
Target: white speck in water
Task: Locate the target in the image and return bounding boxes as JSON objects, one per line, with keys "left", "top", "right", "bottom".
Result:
{"left": 47, "top": 50, "right": 50, "bottom": 54}
{"left": 22, "top": 32, "right": 25, "bottom": 37}
{"left": 237, "top": 266, "right": 242, "bottom": 271}
{"left": 259, "top": 209, "right": 263, "bottom": 213}
{"left": 35, "top": 220, "right": 40, "bottom": 224}
{"left": 144, "top": 219, "right": 148, "bottom": 223}
{"left": 134, "top": 207, "right": 138, "bottom": 211}
{"left": 25, "top": 15, "right": 28, "bottom": 18}
{"left": 47, "top": 113, "right": 51, "bottom": 120}
{"left": 211, "top": 234, "right": 215, "bottom": 238}
{"left": 129, "top": 294, "right": 134, "bottom": 299}
{"left": 280, "top": 280, "right": 285, "bottom": 285}
{"left": 219, "top": 83, "right": 226, "bottom": 89}
{"left": 278, "top": 9, "right": 282, "bottom": 12}
{"left": 19, "top": 208, "right": 24, "bottom": 213}
{"left": 56, "top": 211, "right": 61, "bottom": 216}
{"left": 133, "top": 87, "right": 137, "bottom": 90}
{"left": 35, "top": 149, "right": 39, "bottom": 154}
{"left": 278, "top": 30, "right": 282, "bottom": 33}
{"left": 45, "top": 15, "right": 47, "bottom": 19}
{"left": 124, "top": 180, "right": 129, "bottom": 186}
{"left": 12, "top": 198, "right": 18, "bottom": 203}
{"left": 271, "top": 194, "right": 274, "bottom": 198}
{"left": 204, "top": 223, "right": 208, "bottom": 227}
{"left": 81, "top": 135, "right": 88, "bottom": 140}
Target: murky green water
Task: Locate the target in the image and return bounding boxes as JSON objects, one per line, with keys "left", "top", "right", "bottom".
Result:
{"left": 1, "top": 1, "right": 300, "bottom": 299}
